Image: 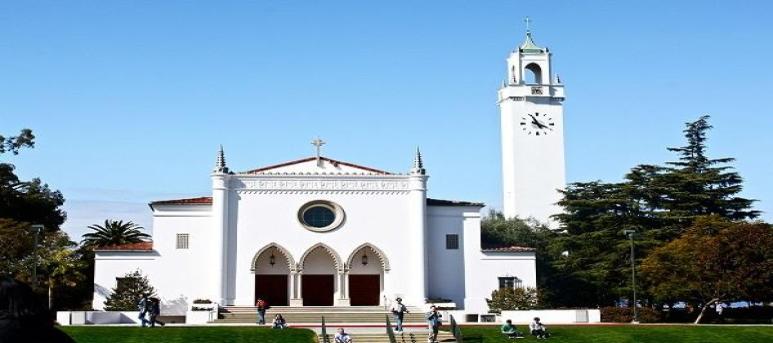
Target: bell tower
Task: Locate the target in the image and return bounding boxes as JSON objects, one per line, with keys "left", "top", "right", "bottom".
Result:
{"left": 498, "top": 22, "right": 566, "bottom": 227}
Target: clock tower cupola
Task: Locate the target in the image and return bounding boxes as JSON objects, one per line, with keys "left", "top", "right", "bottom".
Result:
{"left": 498, "top": 20, "right": 566, "bottom": 227}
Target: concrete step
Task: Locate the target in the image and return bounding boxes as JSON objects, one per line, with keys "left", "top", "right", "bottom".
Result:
{"left": 214, "top": 310, "right": 427, "bottom": 324}
{"left": 220, "top": 306, "right": 422, "bottom": 313}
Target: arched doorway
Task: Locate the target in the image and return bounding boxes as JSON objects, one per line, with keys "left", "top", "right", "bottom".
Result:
{"left": 299, "top": 244, "right": 341, "bottom": 306}
{"left": 347, "top": 244, "right": 389, "bottom": 306}
{"left": 252, "top": 243, "right": 295, "bottom": 306}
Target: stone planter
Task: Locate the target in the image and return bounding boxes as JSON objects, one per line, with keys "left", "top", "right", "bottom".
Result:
{"left": 186, "top": 310, "right": 215, "bottom": 324}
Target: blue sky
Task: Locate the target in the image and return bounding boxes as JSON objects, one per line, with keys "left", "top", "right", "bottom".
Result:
{"left": 2, "top": 1, "right": 771, "bottom": 239}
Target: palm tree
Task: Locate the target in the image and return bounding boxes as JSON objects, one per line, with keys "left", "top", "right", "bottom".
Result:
{"left": 81, "top": 220, "right": 150, "bottom": 248}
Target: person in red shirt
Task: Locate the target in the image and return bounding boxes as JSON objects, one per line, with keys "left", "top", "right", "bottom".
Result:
{"left": 255, "top": 298, "right": 268, "bottom": 325}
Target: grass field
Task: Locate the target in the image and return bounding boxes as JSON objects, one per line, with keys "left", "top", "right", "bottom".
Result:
{"left": 59, "top": 325, "right": 773, "bottom": 343}
{"left": 460, "top": 325, "right": 773, "bottom": 343}
{"left": 61, "top": 326, "right": 317, "bottom": 343}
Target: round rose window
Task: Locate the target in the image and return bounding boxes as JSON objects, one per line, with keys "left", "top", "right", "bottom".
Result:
{"left": 298, "top": 200, "right": 345, "bottom": 232}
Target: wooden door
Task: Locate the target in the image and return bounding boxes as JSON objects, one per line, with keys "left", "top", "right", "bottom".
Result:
{"left": 255, "top": 274, "right": 288, "bottom": 306}
{"left": 349, "top": 275, "right": 380, "bottom": 306}
{"left": 302, "top": 274, "right": 334, "bottom": 306}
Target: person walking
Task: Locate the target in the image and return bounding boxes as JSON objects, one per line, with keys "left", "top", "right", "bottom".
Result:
{"left": 148, "top": 298, "right": 165, "bottom": 327}
{"left": 137, "top": 293, "right": 150, "bottom": 327}
{"left": 255, "top": 298, "right": 268, "bottom": 325}
{"left": 391, "top": 297, "right": 409, "bottom": 333}
{"left": 425, "top": 305, "right": 442, "bottom": 343}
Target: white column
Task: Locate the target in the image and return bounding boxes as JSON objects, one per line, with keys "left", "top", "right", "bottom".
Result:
{"left": 290, "top": 272, "right": 303, "bottom": 306}
{"left": 211, "top": 173, "right": 229, "bottom": 305}
{"left": 408, "top": 172, "right": 428, "bottom": 304}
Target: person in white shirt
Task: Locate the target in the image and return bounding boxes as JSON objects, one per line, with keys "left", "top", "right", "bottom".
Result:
{"left": 391, "top": 297, "right": 409, "bottom": 332}
{"left": 529, "top": 317, "right": 549, "bottom": 339}
{"left": 335, "top": 327, "right": 352, "bottom": 343}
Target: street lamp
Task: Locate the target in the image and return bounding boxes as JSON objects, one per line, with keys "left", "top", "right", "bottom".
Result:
{"left": 29, "top": 224, "right": 44, "bottom": 288}
{"left": 623, "top": 229, "right": 639, "bottom": 324}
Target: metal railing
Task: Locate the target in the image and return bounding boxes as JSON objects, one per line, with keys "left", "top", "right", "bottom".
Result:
{"left": 385, "top": 314, "right": 397, "bottom": 343}
{"left": 321, "top": 316, "right": 331, "bottom": 343}
{"left": 449, "top": 314, "right": 463, "bottom": 343}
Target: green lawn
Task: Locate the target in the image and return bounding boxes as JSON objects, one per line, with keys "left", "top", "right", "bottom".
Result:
{"left": 460, "top": 325, "right": 773, "bottom": 343}
{"left": 59, "top": 325, "right": 773, "bottom": 343}
{"left": 61, "top": 326, "right": 317, "bottom": 343}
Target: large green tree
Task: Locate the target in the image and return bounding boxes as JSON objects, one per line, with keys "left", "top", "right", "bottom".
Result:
{"left": 81, "top": 220, "right": 149, "bottom": 248}
{"left": 641, "top": 216, "right": 772, "bottom": 323}
{"left": 0, "top": 129, "right": 93, "bottom": 310}
{"left": 551, "top": 116, "right": 759, "bottom": 307}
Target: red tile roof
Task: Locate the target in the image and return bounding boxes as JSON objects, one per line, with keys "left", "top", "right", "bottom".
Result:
{"left": 482, "top": 246, "right": 536, "bottom": 253}
{"left": 426, "top": 198, "right": 485, "bottom": 207}
{"left": 95, "top": 241, "right": 154, "bottom": 251}
{"left": 242, "top": 156, "right": 392, "bottom": 175}
{"left": 150, "top": 196, "right": 213, "bottom": 205}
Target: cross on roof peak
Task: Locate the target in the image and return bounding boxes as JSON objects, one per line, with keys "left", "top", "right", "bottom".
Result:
{"left": 311, "top": 137, "right": 326, "bottom": 165}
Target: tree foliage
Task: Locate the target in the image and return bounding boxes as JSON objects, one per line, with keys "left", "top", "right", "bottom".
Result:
{"left": 103, "top": 270, "right": 156, "bottom": 311}
{"left": 551, "top": 116, "right": 760, "bottom": 307}
{"left": 0, "top": 129, "right": 35, "bottom": 155}
{"left": 641, "top": 216, "right": 772, "bottom": 323}
{"left": 481, "top": 212, "right": 571, "bottom": 306}
{"left": 81, "top": 220, "right": 150, "bottom": 248}
{"left": 486, "top": 287, "right": 539, "bottom": 312}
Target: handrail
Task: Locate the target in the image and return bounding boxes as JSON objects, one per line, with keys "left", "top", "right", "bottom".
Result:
{"left": 449, "top": 314, "right": 463, "bottom": 343}
{"left": 385, "top": 314, "right": 397, "bottom": 343}
{"left": 321, "top": 316, "right": 331, "bottom": 343}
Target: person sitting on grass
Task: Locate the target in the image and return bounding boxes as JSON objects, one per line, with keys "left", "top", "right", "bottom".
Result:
{"left": 335, "top": 328, "right": 352, "bottom": 343}
{"left": 272, "top": 314, "right": 287, "bottom": 329}
{"left": 529, "top": 317, "right": 550, "bottom": 339}
{"left": 500, "top": 319, "right": 524, "bottom": 339}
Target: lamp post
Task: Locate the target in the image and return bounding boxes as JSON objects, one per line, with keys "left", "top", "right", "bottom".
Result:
{"left": 623, "top": 229, "right": 639, "bottom": 324}
{"left": 28, "top": 224, "right": 45, "bottom": 288}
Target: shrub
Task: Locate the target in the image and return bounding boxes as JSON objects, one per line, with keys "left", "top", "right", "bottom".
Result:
{"left": 600, "top": 306, "right": 661, "bottom": 323}
{"left": 486, "top": 287, "right": 539, "bottom": 313}
{"left": 103, "top": 270, "right": 155, "bottom": 311}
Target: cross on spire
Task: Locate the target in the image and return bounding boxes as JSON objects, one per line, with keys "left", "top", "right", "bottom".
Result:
{"left": 524, "top": 16, "right": 531, "bottom": 32}
{"left": 311, "top": 137, "right": 326, "bottom": 166}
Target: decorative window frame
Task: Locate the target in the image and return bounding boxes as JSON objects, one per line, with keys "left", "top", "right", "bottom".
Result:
{"left": 297, "top": 200, "right": 346, "bottom": 232}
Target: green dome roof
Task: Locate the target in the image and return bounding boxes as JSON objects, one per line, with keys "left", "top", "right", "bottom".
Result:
{"left": 520, "top": 31, "right": 545, "bottom": 54}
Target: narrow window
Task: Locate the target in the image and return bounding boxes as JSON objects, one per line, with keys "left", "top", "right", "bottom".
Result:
{"left": 446, "top": 234, "right": 459, "bottom": 250}
{"left": 176, "top": 233, "right": 189, "bottom": 249}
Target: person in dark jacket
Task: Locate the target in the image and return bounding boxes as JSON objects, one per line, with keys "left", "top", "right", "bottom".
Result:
{"left": 0, "top": 276, "right": 75, "bottom": 343}
{"left": 148, "top": 298, "right": 165, "bottom": 327}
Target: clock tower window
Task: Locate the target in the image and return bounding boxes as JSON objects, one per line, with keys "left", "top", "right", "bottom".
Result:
{"left": 524, "top": 63, "right": 542, "bottom": 84}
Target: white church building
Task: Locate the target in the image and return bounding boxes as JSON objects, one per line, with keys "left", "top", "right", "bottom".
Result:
{"left": 92, "top": 29, "right": 565, "bottom": 315}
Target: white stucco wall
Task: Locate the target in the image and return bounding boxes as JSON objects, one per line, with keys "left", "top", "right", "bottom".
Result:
{"left": 426, "top": 205, "right": 470, "bottom": 306}
{"left": 228, "top": 175, "right": 426, "bottom": 306}
{"left": 92, "top": 204, "right": 214, "bottom": 315}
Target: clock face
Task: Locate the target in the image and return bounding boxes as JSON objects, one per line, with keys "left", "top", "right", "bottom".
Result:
{"left": 520, "top": 112, "right": 555, "bottom": 136}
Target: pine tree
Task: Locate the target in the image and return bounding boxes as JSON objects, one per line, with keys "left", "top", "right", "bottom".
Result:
{"left": 659, "top": 115, "right": 759, "bottom": 223}
{"left": 103, "top": 270, "right": 156, "bottom": 311}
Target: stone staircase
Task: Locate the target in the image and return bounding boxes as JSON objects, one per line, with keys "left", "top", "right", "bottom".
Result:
{"left": 318, "top": 331, "right": 455, "bottom": 343}
{"left": 214, "top": 306, "right": 427, "bottom": 324}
